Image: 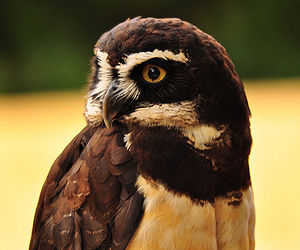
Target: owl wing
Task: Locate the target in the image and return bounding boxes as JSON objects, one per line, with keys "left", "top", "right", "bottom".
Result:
{"left": 29, "top": 125, "right": 144, "bottom": 250}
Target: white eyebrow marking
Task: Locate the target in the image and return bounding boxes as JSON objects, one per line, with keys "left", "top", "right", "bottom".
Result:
{"left": 116, "top": 49, "right": 188, "bottom": 74}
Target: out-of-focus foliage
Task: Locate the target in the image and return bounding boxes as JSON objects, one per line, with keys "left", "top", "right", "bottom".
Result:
{"left": 0, "top": 0, "right": 299, "bottom": 93}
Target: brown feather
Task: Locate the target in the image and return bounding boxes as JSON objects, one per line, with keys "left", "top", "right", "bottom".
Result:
{"left": 29, "top": 125, "right": 144, "bottom": 250}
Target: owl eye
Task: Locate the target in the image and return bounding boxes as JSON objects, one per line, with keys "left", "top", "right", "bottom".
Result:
{"left": 142, "top": 64, "right": 167, "bottom": 83}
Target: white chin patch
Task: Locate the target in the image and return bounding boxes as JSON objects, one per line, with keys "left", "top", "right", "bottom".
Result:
{"left": 121, "top": 101, "right": 199, "bottom": 127}
{"left": 121, "top": 102, "right": 225, "bottom": 150}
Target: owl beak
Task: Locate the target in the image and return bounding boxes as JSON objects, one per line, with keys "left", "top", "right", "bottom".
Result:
{"left": 102, "top": 79, "right": 121, "bottom": 128}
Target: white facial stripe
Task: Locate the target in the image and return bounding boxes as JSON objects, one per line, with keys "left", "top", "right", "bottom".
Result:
{"left": 122, "top": 101, "right": 199, "bottom": 127}
{"left": 85, "top": 50, "right": 113, "bottom": 125}
{"left": 89, "top": 49, "right": 113, "bottom": 97}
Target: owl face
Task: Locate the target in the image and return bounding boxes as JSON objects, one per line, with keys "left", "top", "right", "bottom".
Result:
{"left": 85, "top": 17, "right": 250, "bottom": 131}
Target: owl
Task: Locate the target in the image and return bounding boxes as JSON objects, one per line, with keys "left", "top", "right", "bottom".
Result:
{"left": 29, "top": 17, "right": 255, "bottom": 250}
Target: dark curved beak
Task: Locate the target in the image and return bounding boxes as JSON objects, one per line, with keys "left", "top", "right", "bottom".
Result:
{"left": 102, "top": 79, "right": 123, "bottom": 128}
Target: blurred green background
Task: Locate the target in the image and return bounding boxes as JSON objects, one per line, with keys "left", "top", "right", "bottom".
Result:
{"left": 0, "top": 0, "right": 299, "bottom": 93}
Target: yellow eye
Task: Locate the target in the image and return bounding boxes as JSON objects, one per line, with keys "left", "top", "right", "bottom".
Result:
{"left": 142, "top": 64, "right": 166, "bottom": 83}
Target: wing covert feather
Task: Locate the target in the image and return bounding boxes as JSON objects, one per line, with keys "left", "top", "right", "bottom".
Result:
{"left": 30, "top": 125, "right": 144, "bottom": 250}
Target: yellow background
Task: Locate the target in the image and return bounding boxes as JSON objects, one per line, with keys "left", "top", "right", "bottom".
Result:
{"left": 1, "top": 79, "right": 300, "bottom": 249}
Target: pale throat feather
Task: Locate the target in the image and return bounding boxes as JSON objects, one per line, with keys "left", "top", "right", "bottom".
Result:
{"left": 127, "top": 176, "right": 255, "bottom": 250}
{"left": 127, "top": 175, "right": 218, "bottom": 250}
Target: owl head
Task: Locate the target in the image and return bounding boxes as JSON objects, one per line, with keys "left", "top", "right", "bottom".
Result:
{"left": 84, "top": 17, "right": 250, "bottom": 138}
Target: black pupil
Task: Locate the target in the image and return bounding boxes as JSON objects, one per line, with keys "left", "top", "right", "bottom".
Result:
{"left": 148, "top": 67, "right": 160, "bottom": 81}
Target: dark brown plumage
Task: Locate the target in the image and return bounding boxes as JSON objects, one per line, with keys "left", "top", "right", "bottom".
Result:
{"left": 30, "top": 17, "right": 255, "bottom": 250}
{"left": 30, "top": 125, "right": 144, "bottom": 249}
